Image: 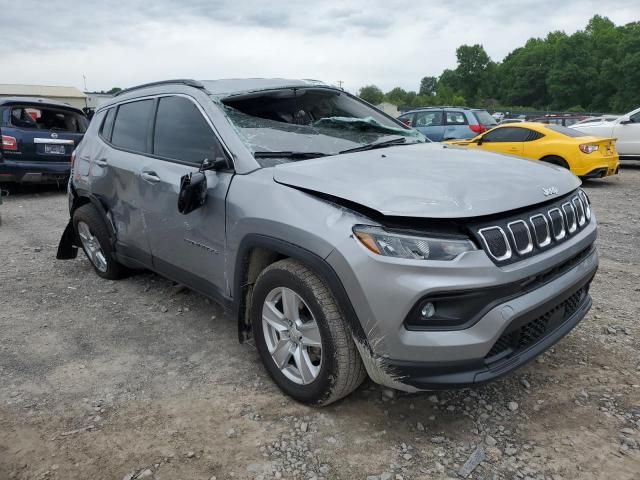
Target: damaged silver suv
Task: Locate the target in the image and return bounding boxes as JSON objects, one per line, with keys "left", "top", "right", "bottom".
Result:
{"left": 58, "top": 79, "right": 598, "bottom": 405}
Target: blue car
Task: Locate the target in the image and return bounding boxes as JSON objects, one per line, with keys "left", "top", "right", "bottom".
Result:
{"left": 0, "top": 97, "right": 88, "bottom": 183}
{"left": 398, "top": 106, "right": 497, "bottom": 141}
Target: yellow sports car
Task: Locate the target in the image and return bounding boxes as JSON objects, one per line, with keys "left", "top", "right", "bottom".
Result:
{"left": 447, "top": 122, "right": 619, "bottom": 178}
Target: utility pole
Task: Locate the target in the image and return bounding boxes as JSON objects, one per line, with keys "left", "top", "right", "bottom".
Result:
{"left": 83, "top": 74, "right": 88, "bottom": 91}
{"left": 336, "top": 80, "right": 344, "bottom": 90}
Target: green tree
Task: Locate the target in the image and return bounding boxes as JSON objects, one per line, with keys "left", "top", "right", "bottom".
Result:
{"left": 106, "top": 87, "right": 122, "bottom": 94}
{"left": 357, "top": 85, "right": 384, "bottom": 105}
{"left": 384, "top": 87, "right": 409, "bottom": 105}
{"left": 418, "top": 76, "right": 437, "bottom": 96}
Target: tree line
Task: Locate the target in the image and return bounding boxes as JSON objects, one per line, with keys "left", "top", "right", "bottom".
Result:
{"left": 358, "top": 16, "right": 640, "bottom": 113}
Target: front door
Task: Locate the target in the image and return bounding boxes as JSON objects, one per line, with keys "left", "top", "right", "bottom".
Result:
{"left": 478, "top": 126, "right": 527, "bottom": 156}
{"left": 613, "top": 111, "right": 640, "bottom": 157}
{"left": 413, "top": 110, "right": 444, "bottom": 141}
{"left": 139, "top": 95, "right": 233, "bottom": 298}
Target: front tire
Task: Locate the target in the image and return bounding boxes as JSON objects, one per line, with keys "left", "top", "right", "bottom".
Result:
{"left": 73, "top": 204, "right": 127, "bottom": 280}
{"left": 251, "top": 259, "right": 366, "bottom": 406}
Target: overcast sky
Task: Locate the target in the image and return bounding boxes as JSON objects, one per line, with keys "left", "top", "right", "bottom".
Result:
{"left": 2, "top": 0, "right": 638, "bottom": 94}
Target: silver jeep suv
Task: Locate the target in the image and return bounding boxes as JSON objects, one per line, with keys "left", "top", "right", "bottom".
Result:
{"left": 57, "top": 79, "right": 598, "bottom": 405}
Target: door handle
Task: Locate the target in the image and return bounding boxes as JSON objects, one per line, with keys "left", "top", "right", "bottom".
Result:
{"left": 141, "top": 171, "right": 161, "bottom": 183}
{"left": 95, "top": 158, "right": 108, "bottom": 167}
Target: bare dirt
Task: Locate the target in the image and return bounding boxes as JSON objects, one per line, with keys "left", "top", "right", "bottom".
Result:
{"left": 1, "top": 166, "right": 639, "bottom": 480}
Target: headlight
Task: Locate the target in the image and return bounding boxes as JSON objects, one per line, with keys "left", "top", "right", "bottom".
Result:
{"left": 353, "top": 225, "right": 476, "bottom": 261}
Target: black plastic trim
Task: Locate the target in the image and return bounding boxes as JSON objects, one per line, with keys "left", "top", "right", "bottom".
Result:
{"left": 233, "top": 234, "right": 368, "bottom": 344}
{"left": 389, "top": 271, "right": 595, "bottom": 390}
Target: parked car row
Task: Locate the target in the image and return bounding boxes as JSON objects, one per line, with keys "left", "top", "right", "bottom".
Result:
{"left": 397, "top": 106, "right": 497, "bottom": 141}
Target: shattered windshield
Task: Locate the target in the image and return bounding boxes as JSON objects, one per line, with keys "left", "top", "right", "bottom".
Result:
{"left": 216, "top": 87, "right": 425, "bottom": 166}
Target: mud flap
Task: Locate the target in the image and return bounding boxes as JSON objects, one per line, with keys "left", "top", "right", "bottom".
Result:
{"left": 56, "top": 220, "right": 78, "bottom": 259}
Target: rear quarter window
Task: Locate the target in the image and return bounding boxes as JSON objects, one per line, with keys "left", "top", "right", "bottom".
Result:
{"left": 473, "top": 110, "right": 497, "bottom": 126}
{"left": 547, "top": 125, "right": 587, "bottom": 137}
{"left": 445, "top": 111, "right": 467, "bottom": 125}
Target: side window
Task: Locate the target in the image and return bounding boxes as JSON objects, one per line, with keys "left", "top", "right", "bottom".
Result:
{"left": 415, "top": 111, "right": 443, "bottom": 127}
{"left": 99, "top": 108, "right": 116, "bottom": 141}
{"left": 522, "top": 128, "right": 544, "bottom": 141}
{"left": 630, "top": 111, "right": 640, "bottom": 123}
{"left": 482, "top": 127, "right": 531, "bottom": 142}
{"left": 111, "top": 100, "right": 154, "bottom": 153}
{"left": 153, "top": 96, "right": 226, "bottom": 164}
{"left": 398, "top": 114, "right": 414, "bottom": 127}
{"left": 445, "top": 111, "right": 467, "bottom": 125}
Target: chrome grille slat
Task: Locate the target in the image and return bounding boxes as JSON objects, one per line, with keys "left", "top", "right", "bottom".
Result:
{"left": 572, "top": 196, "right": 586, "bottom": 226}
{"left": 562, "top": 202, "right": 578, "bottom": 233}
{"left": 507, "top": 220, "right": 533, "bottom": 255}
{"left": 548, "top": 208, "right": 566, "bottom": 240}
{"left": 529, "top": 214, "right": 551, "bottom": 247}
{"left": 478, "top": 226, "right": 512, "bottom": 261}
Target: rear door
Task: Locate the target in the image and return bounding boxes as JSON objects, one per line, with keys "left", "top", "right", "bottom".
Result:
{"left": 140, "top": 95, "right": 233, "bottom": 297}
{"left": 443, "top": 110, "right": 470, "bottom": 140}
{"left": 3, "top": 104, "right": 87, "bottom": 163}
{"left": 89, "top": 99, "right": 155, "bottom": 261}
{"left": 413, "top": 110, "right": 444, "bottom": 141}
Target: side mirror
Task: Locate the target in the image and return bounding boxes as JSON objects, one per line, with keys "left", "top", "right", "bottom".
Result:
{"left": 476, "top": 137, "right": 484, "bottom": 146}
{"left": 178, "top": 171, "right": 207, "bottom": 215}
{"left": 619, "top": 116, "right": 632, "bottom": 125}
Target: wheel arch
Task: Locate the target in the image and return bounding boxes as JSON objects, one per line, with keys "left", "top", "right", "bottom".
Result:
{"left": 540, "top": 154, "right": 570, "bottom": 169}
{"left": 233, "top": 234, "right": 369, "bottom": 347}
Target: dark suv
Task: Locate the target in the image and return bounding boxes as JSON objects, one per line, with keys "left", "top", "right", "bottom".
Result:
{"left": 0, "top": 97, "right": 88, "bottom": 183}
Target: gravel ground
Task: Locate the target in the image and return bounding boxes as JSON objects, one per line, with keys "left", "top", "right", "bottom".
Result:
{"left": 1, "top": 166, "right": 639, "bottom": 480}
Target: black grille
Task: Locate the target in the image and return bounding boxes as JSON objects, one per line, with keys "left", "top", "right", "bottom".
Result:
{"left": 485, "top": 287, "right": 587, "bottom": 363}
{"left": 508, "top": 221, "right": 531, "bottom": 253}
{"left": 471, "top": 191, "right": 591, "bottom": 265}
{"left": 562, "top": 203, "right": 577, "bottom": 232}
{"left": 548, "top": 209, "right": 565, "bottom": 239}
{"left": 478, "top": 227, "right": 509, "bottom": 260}
{"left": 530, "top": 215, "right": 550, "bottom": 246}
{"left": 572, "top": 198, "right": 586, "bottom": 225}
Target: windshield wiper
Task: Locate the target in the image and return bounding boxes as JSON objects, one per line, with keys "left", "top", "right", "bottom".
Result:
{"left": 339, "top": 137, "right": 409, "bottom": 155}
{"left": 254, "top": 151, "right": 328, "bottom": 160}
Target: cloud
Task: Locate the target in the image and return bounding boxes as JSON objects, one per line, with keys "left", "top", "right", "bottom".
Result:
{"left": 1, "top": 0, "right": 638, "bottom": 93}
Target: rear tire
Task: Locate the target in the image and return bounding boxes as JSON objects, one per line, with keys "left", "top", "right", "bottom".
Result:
{"left": 72, "top": 204, "right": 127, "bottom": 280}
{"left": 541, "top": 155, "right": 570, "bottom": 170}
{"left": 251, "top": 259, "right": 366, "bottom": 406}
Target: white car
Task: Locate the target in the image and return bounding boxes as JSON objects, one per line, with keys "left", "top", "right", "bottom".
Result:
{"left": 571, "top": 107, "right": 640, "bottom": 160}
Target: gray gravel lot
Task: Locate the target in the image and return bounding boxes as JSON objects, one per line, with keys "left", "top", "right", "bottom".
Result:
{"left": 1, "top": 166, "right": 639, "bottom": 480}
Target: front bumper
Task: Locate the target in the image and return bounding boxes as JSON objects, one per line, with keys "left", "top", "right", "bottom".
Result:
{"left": 382, "top": 269, "right": 594, "bottom": 390}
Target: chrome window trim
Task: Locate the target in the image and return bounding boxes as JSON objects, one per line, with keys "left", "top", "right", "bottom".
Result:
{"left": 95, "top": 92, "right": 234, "bottom": 166}
{"left": 529, "top": 214, "right": 551, "bottom": 247}
{"left": 572, "top": 196, "right": 586, "bottom": 226}
{"left": 547, "top": 208, "right": 566, "bottom": 240}
{"left": 478, "top": 226, "right": 512, "bottom": 261}
{"left": 507, "top": 220, "right": 533, "bottom": 255}
{"left": 562, "top": 202, "right": 578, "bottom": 233}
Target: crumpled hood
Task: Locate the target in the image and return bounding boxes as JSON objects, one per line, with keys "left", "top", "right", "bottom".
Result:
{"left": 273, "top": 143, "right": 581, "bottom": 218}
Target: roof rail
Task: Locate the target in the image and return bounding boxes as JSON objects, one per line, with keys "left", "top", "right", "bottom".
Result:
{"left": 115, "top": 79, "right": 205, "bottom": 97}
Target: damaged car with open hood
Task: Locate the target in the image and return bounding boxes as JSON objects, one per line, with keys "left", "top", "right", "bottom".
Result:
{"left": 57, "top": 78, "right": 598, "bottom": 405}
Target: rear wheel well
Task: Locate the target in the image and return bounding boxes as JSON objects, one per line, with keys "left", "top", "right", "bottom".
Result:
{"left": 540, "top": 155, "right": 570, "bottom": 169}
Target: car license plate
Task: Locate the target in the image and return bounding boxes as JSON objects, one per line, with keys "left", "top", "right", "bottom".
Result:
{"left": 44, "top": 144, "right": 66, "bottom": 155}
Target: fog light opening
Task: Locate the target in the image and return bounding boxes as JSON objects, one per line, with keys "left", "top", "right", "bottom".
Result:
{"left": 420, "top": 302, "right": 436, "bottom": 319}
